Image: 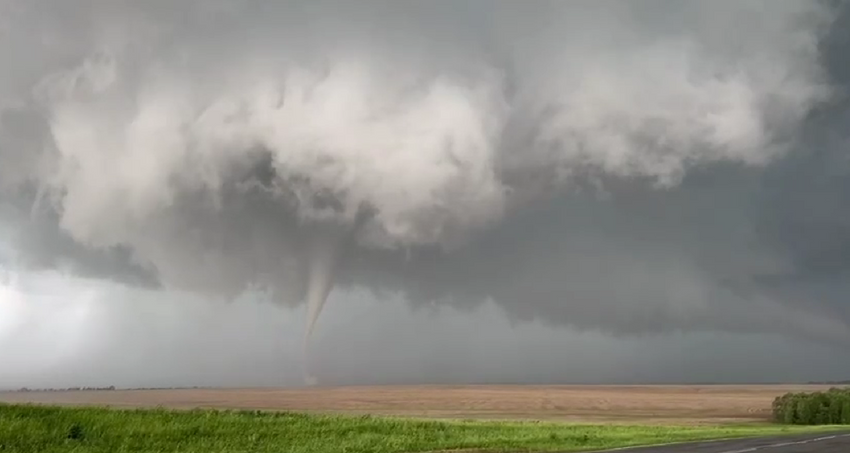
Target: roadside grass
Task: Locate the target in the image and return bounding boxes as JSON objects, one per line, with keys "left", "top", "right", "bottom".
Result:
{"left": 0, "top": 403, "right": 845, "bottom": 453}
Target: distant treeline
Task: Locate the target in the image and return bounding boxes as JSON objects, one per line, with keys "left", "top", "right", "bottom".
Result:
{"left": 16, "top": 386, "right": 116, "bottom": 392}
{"left": 806, "top": 380, "right": 850, "bottom": 385}
{"left": 13, "top": 386, "right": 209, "bottom": 393}
{"left": 773, "top": 387, "right": 850, "bottom": 425}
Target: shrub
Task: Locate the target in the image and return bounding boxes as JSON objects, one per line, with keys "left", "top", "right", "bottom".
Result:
{"left": 772, "top": 387, "right": 850, "bottom": 425}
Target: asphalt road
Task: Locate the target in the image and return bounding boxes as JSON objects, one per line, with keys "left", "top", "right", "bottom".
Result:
{"left": 589, "top": 431, "right": 850, "bottom": 453}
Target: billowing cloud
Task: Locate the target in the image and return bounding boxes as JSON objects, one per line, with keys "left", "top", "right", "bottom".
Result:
{"left": 1, "top": 0, "right": 850, "bottom": 382}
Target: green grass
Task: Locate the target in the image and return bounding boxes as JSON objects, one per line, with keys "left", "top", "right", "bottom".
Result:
{"left": 0, "top": 404, "right": 845, "bottom": 453}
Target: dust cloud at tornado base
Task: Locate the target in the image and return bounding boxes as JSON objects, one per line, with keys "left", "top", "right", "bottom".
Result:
{"left": 2, "top": 0, "right": 850, "bottom": 386}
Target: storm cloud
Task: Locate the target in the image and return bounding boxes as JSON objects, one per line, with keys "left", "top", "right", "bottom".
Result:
{"left": 2, "top": 0, "right": 850, "bottom": 385}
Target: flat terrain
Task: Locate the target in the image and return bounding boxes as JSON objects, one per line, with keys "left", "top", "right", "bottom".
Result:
{"left": 0, "top": 384, "right": 837, "bottom": 424}
{"left": 0, "top": 404, "right": 844, "bottom": 453}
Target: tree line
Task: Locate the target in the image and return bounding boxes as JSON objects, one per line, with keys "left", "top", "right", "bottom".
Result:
{"left": 772, "top": 387, "right": 850, "bottom": 425}
{"left": 13, "top": 386, "right": 208, "bottom": 393}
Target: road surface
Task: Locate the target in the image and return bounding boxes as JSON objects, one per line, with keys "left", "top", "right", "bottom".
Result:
{"left": 589, "top": 431, "right": 850, "bottom": 453}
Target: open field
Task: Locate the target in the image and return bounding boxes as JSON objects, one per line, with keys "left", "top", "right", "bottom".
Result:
{"left": 0, "top": 384, "right": 840, "bottom": 424}
{"left": 0, "top": 404, "right": 845, "bottom": 453}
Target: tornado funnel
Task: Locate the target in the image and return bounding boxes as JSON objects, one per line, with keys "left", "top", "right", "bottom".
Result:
{"left": 301, "top": 228, "right": 343, "bottom": 385}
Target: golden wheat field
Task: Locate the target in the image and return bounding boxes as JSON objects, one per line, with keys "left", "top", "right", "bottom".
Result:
{"left": 0, "top": 385, "right": 835, "bottom": 425}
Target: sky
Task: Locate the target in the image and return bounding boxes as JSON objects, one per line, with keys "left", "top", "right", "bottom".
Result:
{"left": 1, "top": 0, "right": 850, "bottom": 388}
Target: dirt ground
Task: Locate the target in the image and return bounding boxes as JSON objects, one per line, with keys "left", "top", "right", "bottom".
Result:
{"left": 0, "top": 385, "right": 835, "bottom": 424}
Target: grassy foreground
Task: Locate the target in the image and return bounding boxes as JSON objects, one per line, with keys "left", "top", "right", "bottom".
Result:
{"left": 0, "top": 404, "right": 844, "bottom": 453}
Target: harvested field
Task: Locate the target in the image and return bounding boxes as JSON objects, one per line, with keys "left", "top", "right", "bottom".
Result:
{"left": 0, "top": 385, "right": 836, "bottom": 424}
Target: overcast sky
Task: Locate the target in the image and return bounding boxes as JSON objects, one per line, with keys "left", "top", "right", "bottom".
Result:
{"left": 2, "top": 0, "right": 850, "bottom": 389}
{"left": 2, "top": 270, "right": 850, "bottom": 389}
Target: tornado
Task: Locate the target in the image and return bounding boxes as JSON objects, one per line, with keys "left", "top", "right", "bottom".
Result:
{"left": 301, "top": 227, "right": 344, "bottom": 386}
